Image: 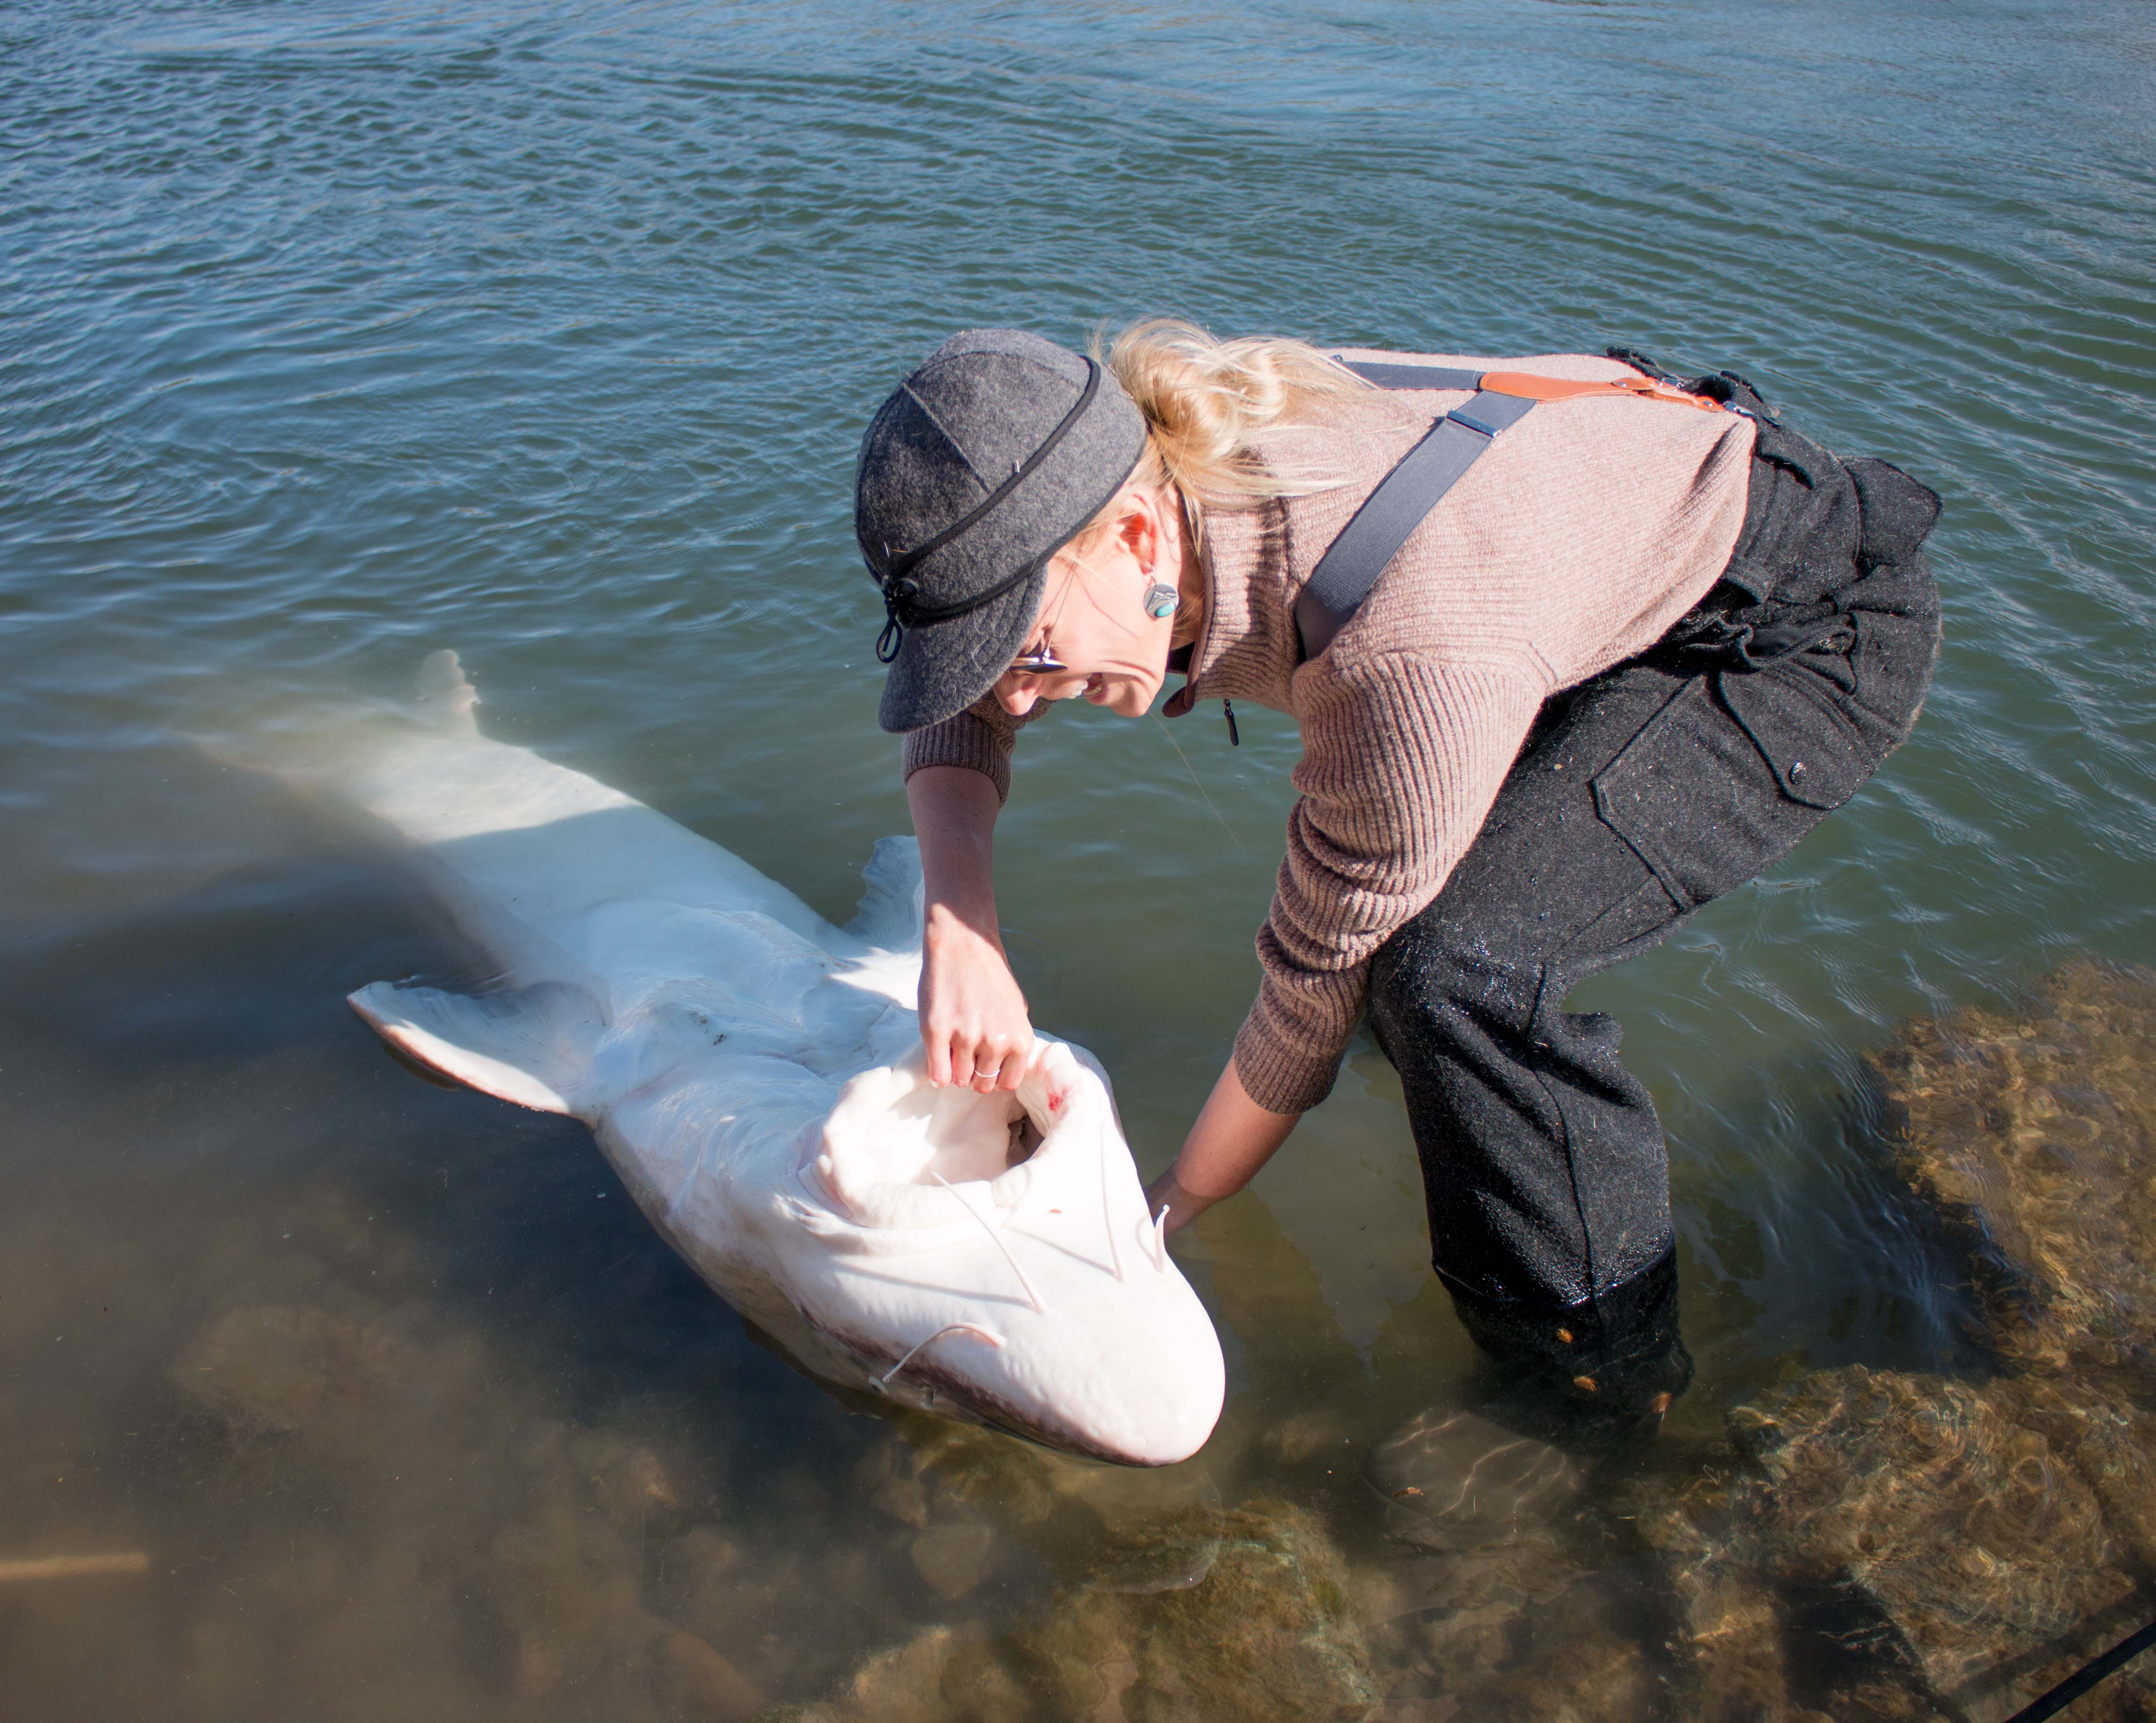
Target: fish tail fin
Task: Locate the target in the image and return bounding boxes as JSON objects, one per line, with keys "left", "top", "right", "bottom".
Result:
{"left": 413, "top": 649, "right": 481, "bottom": 738}
{"left": 350, "top": 978, "right": 602, "bottom": 1116}
{"left": 843, "top": 836, "right": 924, "bottom": 951}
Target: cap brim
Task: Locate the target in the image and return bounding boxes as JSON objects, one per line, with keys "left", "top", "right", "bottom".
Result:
{"left": 877, "top": 561, "right": 1047, "bottom": 734}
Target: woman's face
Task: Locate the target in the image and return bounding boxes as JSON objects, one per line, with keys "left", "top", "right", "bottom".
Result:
{"left": 992, "top": 490, "right": 1182, "bottom": 720}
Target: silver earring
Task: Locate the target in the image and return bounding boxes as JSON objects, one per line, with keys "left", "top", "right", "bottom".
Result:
{"left": 1142, "top": 581, "right": 1178, "bottom": 620}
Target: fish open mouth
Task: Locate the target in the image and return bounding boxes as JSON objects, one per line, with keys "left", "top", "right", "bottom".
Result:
{"left": 791, "top": 1043, "right": 1222, "bottom": 1467}
{"left": 810, "top": 1042, "right": 1087, "bottom": 1231}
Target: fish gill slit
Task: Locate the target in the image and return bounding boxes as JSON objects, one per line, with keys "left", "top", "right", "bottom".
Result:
{"left": 933, "top": 1172, "right": 1051, "bottom": 1315}
{"left": 876, "top": 1322, "right": 1004, "bottom": 1390}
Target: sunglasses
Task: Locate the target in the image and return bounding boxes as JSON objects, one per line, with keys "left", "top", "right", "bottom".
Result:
{"left": 1008, "top": 647, "right": 1068, "bottom": 676}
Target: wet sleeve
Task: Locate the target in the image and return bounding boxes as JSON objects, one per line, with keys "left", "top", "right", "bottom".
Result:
{"left": 899, "top": 692, "right": 1044, "bottom": 806}
{"left": 1232, "top": 648, "right": 1553, "bottom": 1117}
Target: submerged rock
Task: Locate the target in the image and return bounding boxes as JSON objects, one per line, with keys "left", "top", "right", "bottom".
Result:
{"left": 1623, "top": 962, "right": 2156, "bottom": 1719}
{"left": 1730, "top": 960, "right": 2156, "bottom": 1713}
{"left": 1866, "top": 958, "right": 2156, "bottom": 1381}
{"left": 1101, "top": 1504, "right": 1373, "bottom": 1723}
{"left": 173, "top": 1304, "right": 449, "bottom": 1463}
{"left": 862, "top": 1401, "right": 1225, "bottom": 1596}
{"left": 794, "top": 1622, "right": 984, "bottom": 1723}
{"left": 781, "top": 1501, "right": 1377, "bottom": 1723}
{"left": 1725, "top": 1367, "right": 2147, "bottom": 1711}
{"left": 170, "top": 1282, "right": 766, "bottom": 1715}
{"left": 1663, "top": 1552, "right": 1803, "bottom": 1722}
{"left": 1370, "top": 1408, "right": 1583, "bottom": 1554}
{"left": 1354, "top": 1533, "right": 1600, "bottom": 1717}
{"left": 910, "top": 1523, "right": 1000, "bottom": 1603}
{"left": 1446, "top": 960, "right": 2156, "bottom": 1723}
{"left": 1452, "top": 1588, "right": 1677, "bottom": 1723}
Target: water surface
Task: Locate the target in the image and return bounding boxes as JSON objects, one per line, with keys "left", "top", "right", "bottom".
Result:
{"left": 4, "top": 0, "right": 2154, "bottom": 1714}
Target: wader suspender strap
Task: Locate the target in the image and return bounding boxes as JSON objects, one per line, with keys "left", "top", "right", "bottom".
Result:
{"left": 1292, "top": 359, "right": 1731, "bottom": 661}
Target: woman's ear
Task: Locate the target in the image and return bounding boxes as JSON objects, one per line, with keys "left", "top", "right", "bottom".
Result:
{"left": 1120, "top": 489, "right": 1165, "bottom": 575}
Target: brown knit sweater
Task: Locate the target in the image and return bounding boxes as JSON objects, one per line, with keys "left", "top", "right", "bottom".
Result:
{"left": 901, "top": 347, "right": 1758, "bottom": 1115}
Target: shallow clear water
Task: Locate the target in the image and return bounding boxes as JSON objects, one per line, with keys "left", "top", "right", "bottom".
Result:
{"left": 3, "top": 0, "right": 2153, "bottom": 1714}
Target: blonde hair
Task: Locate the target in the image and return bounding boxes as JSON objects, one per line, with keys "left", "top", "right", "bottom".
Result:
{"left": 1086, "top": 318, "right": 1371, "bottom": 540}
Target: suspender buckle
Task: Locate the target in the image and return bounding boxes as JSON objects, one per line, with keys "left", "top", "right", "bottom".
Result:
{"left": 1611, "top": 375, "right": 1730, "bottom": 413}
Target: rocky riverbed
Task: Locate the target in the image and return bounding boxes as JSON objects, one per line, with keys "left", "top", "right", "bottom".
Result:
{"left": 47, "top": 960, "right": 2152, "bottom": 1721}
{"left": 784, "top": 961, "right": 2156, "bottom": 1722}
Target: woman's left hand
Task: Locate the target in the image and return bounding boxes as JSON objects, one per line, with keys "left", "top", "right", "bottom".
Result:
{"left": 1142, "top": 1167, "right": 1217, "bottom": 1235}
{"left": 1146, "top": 1057, "right": 1301, "bottom": 1236}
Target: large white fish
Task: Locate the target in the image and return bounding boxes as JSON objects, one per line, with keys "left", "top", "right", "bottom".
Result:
{"left": 279, "top": 652, "right": 1224, "bottom": 1467}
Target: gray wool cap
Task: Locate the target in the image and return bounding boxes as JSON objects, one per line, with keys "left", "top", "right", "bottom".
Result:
{"left": 856, "top": 328, "right": 1148, "bottom": 734}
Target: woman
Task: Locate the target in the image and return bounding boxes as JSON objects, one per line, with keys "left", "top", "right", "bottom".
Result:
{"left": 853, "top": 322, "right": 1939, "bottom": 1436}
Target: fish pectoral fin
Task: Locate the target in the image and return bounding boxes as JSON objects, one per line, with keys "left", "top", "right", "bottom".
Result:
{"left": 841, "top": 836, "right": 924, "bottom": 951}
{"left": 349, "top": 979, "right": 602, "bottom": 1116}
{"left": 411, "top": 649, "right": 481, "bottom": 739}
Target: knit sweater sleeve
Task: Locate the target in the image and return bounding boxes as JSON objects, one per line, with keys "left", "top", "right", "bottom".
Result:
{"left": 1232, "top": 647, "right": 1554, "bottom": 1116}
{"left": 899, "top": 692, "right": 1043, "bottom": 805}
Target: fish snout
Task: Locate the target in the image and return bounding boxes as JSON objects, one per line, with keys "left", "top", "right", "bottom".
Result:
{"left": 843, "top": 1263, "right": 1225, "bottom": 1467}
{"left": 796, "top": 1039, "right": 1224, "bottom": 1465}
{"left": 829, "top": 1333, "right": 1223, "bottom": 1467}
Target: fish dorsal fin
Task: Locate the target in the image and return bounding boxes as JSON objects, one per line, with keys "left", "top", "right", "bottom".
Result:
{"left": 349, "top": 979, "right": 602, "bottom": 1116}
{"left": 413, "top": 649, "right": 480, "bottom": 738}
{"left": 843, "top": 836, "right": 924, "bottom": 952}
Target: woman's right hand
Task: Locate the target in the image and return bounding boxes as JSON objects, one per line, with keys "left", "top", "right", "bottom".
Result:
{"left": 907, "top": 764, "right": 1033, "bottom": 1092}
{"left": 919, "top": 905, "right": 1035, "bottom": 1092}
